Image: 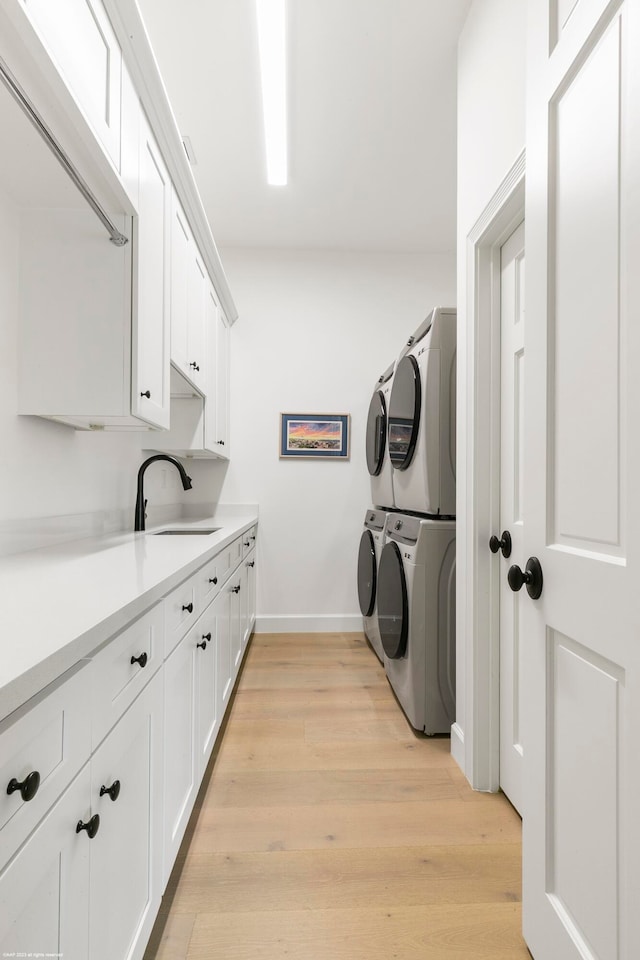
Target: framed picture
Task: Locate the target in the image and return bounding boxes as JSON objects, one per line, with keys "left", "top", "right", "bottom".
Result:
{"left": 280, "top": 413, "right": 350, "bottom": 459}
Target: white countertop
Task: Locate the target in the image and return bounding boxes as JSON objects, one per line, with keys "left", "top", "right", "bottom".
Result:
{"left": 0, "top": 509, "right": 258, "bottom": 720}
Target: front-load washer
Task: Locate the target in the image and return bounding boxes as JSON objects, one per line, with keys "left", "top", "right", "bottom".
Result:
{"left": 377, "top": 513, "right": 456, "bottom": 734}
{"left": 367, "top": 362, "right": 395, "bottom": 509}
{"left": 356, "top": 508, "right": 388, "bottom": 662}
{"left": 388, "top": 308, "right": 456, "bottom": 517}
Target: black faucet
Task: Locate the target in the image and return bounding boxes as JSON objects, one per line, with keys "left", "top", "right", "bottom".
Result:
{"left": 134, "top": 455, "right": 193, "bottom": 532}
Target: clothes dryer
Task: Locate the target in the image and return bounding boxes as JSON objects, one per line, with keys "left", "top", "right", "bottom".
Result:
{"left": 377, "top": 513, "right": 456, "bottom": 734}
{"left": 389, "top": 308, "right": 456, "bottom": 516}
{"left": 356, "top": 508, "right": 388, "bottom": 662}
{"left": 366, "top": 362, "right": 395, "bottom": 509}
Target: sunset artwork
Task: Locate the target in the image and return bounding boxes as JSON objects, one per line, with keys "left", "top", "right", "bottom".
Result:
{"left": 280, "top": 413, "right": 350, "bottom": 459}
{"left": 287, "top": 420, "right": 342, "bottom": 451}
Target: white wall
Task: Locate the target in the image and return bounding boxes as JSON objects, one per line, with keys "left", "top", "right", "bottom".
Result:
{"left": 211, "top": 247, "right": 456, "bottom": 632}
{"left": 455, "top": 0, "right": 526, "bottom": 775}
{"left": 0, "top": 188, "right": 194, "bottom": 551}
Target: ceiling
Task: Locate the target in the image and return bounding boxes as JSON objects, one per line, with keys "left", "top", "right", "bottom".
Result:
{"left": 136, "top": 0, "right": 471, "bottom": 254}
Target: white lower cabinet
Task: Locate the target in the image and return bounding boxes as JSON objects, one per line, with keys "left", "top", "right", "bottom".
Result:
{"left": 0, "top": 526, "right": 257, "bottom": 958}
{"left": 0, "top": 764, "right": 91, "bottom": 958}
{"left": 162, "top": 623, "right": 198, "bottom": 887}
{"left": 89, "top": 673, "right": 163, "bottom": 960}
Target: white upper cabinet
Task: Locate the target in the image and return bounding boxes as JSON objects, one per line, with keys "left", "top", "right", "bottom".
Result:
{"left": 20, "top": 0, "right": 122, "bottom": 168}
{"left": 170, "top": 191, "right": 207, "bottom": 394}
{"left": 131, "top": 111, "right": 171, "bottom": 429}
{"left": 17, "top": 101, "right": 171, "bottom": 431}
{"left": 214, "top": 309, "right": 230, "bottom": 458}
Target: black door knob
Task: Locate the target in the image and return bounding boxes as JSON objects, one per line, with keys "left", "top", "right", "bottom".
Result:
{"left": 76, "top": 814, "right": 100, "bottom": 839}
{"left": 99, "top": 780, "right": 121, "bottom": 802}
{"left": 489, "top": 531, "right": 512, "bottom": 559}
{"left": 507, "top": 557, "right": 543, "bottom": 600}
{"left": 130, "top": 652, "right": 148, "bottom": 669}
{"left": 182, "top": 602, "right": 194, "bottom": 613}
{"left": 140, "top": 390, "right": 151, "bottom": 399}
{"left": 7, "top": 771, "right": 40, "bottom": 802}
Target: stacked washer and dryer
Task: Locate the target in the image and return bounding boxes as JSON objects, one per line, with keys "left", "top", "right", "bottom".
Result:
{"left": 357, "top": 307, "right": 457, "bottom": 735}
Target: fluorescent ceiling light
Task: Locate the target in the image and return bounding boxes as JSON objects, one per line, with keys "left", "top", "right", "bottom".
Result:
{"left": 256, "top": 0, "right": 288, "bottom": 186}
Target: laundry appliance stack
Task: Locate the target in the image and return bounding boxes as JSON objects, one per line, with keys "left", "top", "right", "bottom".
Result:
{"left": 357, "top": 307, "right": 457, "bottom": 734}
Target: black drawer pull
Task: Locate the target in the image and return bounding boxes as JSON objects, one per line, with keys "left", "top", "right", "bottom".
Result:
{"left": 99, "top": 780, "right": 121, "bottom": 802}
{"left": 182, "top": 602, "right": 194, "bottom": 613}
{"left": 247, "top": 561, "right": 255, "bottom": 568}
{"left": 76, "top": 814, "right": 100, "bottom": 839}
{"left": 7, "top": 771, "right": 40, "bottom": 802}
{"left": 130, "top": 652, "right": 148, "bottom": 669}
{"left": 250, "top": 535, "right": 256, "bottom": 541}
{"left": 189, "top": 361, "right": 200, "bottom": 371}
{"left": 209, "top": 576, "right": 218, "bottom": 585}
{"left": 197, "top": 634, "right": 210, "bottom": 651}
{"left": 231, "top": 584, "right": 241, "bottom": 594}
{"left": 244, "top": 541, "right": 251, "bottom": 547}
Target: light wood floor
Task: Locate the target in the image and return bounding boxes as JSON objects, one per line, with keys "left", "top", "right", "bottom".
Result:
{"left": 144, "top": 632, "right": 530, "bottom": 960}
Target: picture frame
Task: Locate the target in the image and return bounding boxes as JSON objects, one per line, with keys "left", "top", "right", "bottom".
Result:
{"left": 279, "top": 413, "right": 350, "bottom": 459}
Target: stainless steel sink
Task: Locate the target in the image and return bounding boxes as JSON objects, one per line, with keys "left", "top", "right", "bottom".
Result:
{"left": 153, "top": 528, "right": 220, "bottom": 536}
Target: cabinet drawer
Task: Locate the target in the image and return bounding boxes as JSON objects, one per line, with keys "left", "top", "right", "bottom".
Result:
{"left": 228, "top": 536, "right": 242, "bottom": 570}
{"left": 0, "top": 661, "right": 92, "bottom": 861}
{"left": 91, "top": 603, "right": 163, "bottom": 748}
{"left": 198, "top": 545, "right": 233, "bottom": 606}
{"left": 241, "top": 525, "right": 257, "bottom": 558}
{"left": 164, "top": 571, "right": 200, "bottom": 657}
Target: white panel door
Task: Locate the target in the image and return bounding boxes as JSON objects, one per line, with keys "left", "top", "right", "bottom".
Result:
{"left": 499, "top": 220, "right": 525, "bottom": 816}
{"left": 523, "top": 2, "right": 640, "bottom": 957}
{"left": 195, "top": 602, "right": 219, "bottom": 779}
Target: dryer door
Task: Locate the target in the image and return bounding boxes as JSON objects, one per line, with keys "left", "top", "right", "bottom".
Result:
{"left": 378, "top": 541, "right": 408, "bottom": 659}
{"left": 365, "top": 390, "right": 386, "bottom": 477}
{"left": 388, "top": 355, "right": 421, "bottom": 471}
{"left": 357, "top": 530, "right": 376, "bottom": 617}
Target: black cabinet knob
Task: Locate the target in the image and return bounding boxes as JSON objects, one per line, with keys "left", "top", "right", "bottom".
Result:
{"left": 507, "top": 557, "right": 543, "bottom": 600}
{"left": 130, "top": 652, "right": 148, "bottom": 669}
{"left": 182, "top": 602, "right": 194, "bottom": 613}
{"left": 140, "top": 390, "right": 151, "bottom": 399}
{"left": 244, "top": 541, "right": 250, "bottom": 547}
{"left": 76, "top": 814, "right": 100, "bottom": 839}
{"left": 190, "top": 361, "right": 200, "bottom": 371}
{"left": 209, "top": 576, "right": 218, "bottom": 585}
{"left": 489, "top": 531, "right": 512, "bottom": 559}
{"left": 197, "top": 640, "right": 207, "bottom": 650}
{"left": 99, "top": 780, "right": 121, "bottom": 802}
{"left": 7, "top": 770, "right": 40, "bottom": 802}
{"left": 250, "top": 535, "right": 256, "bottom": 541}
{"left": 247, "top": 561, "right": 255, "bottom": 568}
{"left": 218, "top": 440, "right": 225, "bottom": 445}
{"left": 231, "top": 584, "right": 241, "bottom": 594}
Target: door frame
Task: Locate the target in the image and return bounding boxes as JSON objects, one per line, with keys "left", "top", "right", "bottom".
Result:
{"left": 457, "top": 150, "right": 525, "bottom": 791}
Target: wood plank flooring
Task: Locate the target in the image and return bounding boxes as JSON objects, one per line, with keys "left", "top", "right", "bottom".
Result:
{"left": 144, "top": 632, "right": 530, "bottom": 960}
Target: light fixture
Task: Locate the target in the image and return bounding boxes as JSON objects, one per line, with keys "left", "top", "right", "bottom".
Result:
{"left": 256, "top": 0, "right": 288, "bottom": 186}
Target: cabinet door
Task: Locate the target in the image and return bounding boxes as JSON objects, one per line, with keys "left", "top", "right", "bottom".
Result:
{"left": 132, "top": 112, "right": 171, "bottom": 430}
{"left": 229, "top": 574, "right": 242, "bottom": 673}
{"left": 186, "top": 253, "right": 207, "bottom": 393}
{"left": 216, "top": 588, "right": 232, "bottom": 711}
{"left": 162, "top": 625, "right": 197, "bottom": 886}
{"left": 245, "top": 552, "right": 257, "bottom": 643}
{"left": 214, "top": 311, "right": 230, "bottom": 457}
{"left": 170, "top": 195, "right": 190, "bottom": 378}
{"left": 0, "top": 765, "right": 91, "bottom": 958}
{"left": 203, "top": 284, "right": 219, "bottom": 452}
{"left": 89, "top": 675, "right": 163, "bottom": 960}
{"left": 195, "top": 601, "right": 219, "bottom": 779}
{"left": 22, "top": 0, "right": 122, "bottom": 166}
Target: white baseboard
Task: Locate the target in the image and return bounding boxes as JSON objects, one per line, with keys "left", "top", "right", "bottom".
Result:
{"left": 450, "top": 722, "right": 465, "bottom": 773}
{"left": 254, "top": 614, "right": 363, "bottom": 634}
